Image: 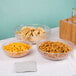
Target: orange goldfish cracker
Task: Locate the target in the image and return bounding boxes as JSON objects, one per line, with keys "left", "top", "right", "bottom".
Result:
{"left": 3, "top": 42, "right": 31, "bottom": 52}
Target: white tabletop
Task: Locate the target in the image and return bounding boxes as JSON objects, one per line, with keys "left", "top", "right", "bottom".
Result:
{"left": 0, "top": 27, "right": 76, "bottom": 76}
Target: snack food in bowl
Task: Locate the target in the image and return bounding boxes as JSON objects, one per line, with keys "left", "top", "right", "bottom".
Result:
{"left": 3, "top": 41, "right": 31, "bottom": 58}
{"left": 15, "top": 24, "right": 51, "bottom": 44}
{"left": 37, "top": 39, "right": 73, "bottom": 61}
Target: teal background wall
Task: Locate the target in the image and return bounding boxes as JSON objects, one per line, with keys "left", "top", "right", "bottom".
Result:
{"left": 0, "top": 0, "right": 76, "bottom": 39}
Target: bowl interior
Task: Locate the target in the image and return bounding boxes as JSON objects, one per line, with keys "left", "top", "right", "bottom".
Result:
{"left": 2, "top": 40, "right": 32, "bottom": 52}
{"left": 37, "top": 38, "right": 74, "bottom": 54}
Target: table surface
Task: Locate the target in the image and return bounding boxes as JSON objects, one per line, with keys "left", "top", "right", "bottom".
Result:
{"left": 0, "top": 27, "right": 76, "bottom": 76}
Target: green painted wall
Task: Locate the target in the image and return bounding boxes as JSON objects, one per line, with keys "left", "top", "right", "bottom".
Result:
{"left": 0, "top": 0, "right": 76, "bottom": 39}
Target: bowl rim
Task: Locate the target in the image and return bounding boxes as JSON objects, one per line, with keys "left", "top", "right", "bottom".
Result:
{"left": 15, "top": 24, "right": 51, "bottom": 37}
